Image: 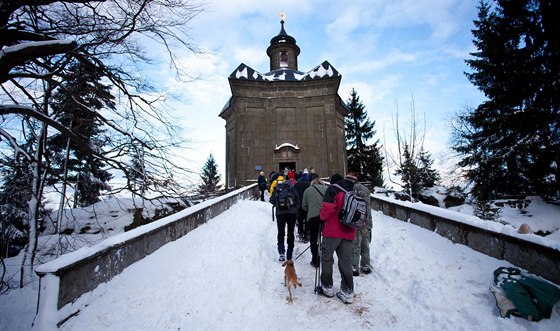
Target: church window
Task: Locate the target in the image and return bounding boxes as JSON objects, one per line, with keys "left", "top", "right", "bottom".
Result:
{"left": 280, "top": 51, "right": 288, "bottom": 68}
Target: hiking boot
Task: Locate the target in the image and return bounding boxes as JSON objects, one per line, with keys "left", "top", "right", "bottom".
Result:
{"left": 361, "top": 267, "right": 372, "bottom": 274}
{"left": 336, "top": 291, "right": 353, "bottom": 304}
{"left": 316, "top": 285, "right": 335, "bottom": 298}
{"left": 352, "top": 267, "right": 359, "bottom": 277}
{"left": 279, "top": 254, "right": 285, "bottom": 262}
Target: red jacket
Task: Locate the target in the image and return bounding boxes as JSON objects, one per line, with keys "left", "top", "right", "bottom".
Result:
{"left": 319, "top": 179, "right": 357, "bottom": 240}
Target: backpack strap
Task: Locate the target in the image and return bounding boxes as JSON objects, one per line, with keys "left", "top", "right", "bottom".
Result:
{"left": 312, "top": 185, "right": 324, "bottom": 197}
{"left": 332, "top": 183, "right": 347, "bottom": 193}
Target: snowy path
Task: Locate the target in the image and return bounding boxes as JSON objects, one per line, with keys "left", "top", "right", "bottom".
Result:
{"left": 58, "top": 199, "right": 557, "bottom": 330}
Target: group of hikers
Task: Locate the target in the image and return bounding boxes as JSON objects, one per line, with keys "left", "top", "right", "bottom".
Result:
{"left": 257, "top": 167, "right": 373, "bottom": 305}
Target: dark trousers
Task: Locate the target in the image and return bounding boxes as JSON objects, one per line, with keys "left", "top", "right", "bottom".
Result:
{"left": 259, "top": 189, "right": 265, "bottom": 201}
{"left": 297, "top": 208, "right": 307, "bottom": 237}
{"left": 276, "top": 213, "right": 296, "bottom": 259}
{"left": 308, "top": 216, "right": 321, "bottom": 264}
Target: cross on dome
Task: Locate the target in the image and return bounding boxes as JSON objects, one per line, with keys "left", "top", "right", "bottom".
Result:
{"left": 279, "top": 10, "right": 286, "bottom": 22}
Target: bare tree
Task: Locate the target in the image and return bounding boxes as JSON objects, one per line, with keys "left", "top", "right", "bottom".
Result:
{"left": 384, "top": 95, "right": 427, "bottom": 201}
{"left": 0, "top": 0, "right": 205, "bottom": 287}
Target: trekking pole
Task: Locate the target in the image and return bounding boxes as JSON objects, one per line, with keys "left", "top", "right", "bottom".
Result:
{"left": 272, "top": 205, "right": 275, "bottom": 222}
{"left": 314, "top": 223, "right": 323, "bottom": 294}
{"left": 293, "top": 244, "right": 310, "bottom": 261}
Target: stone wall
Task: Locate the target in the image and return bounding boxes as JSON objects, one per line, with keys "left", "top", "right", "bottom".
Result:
{"left": 222, "top": 78, "right": 347, "bottom": 187}
{"left": 34, "top": 185, "right": 259, "bottom": 328}
{"left": 370, "top": 195, "right": 560, "bottom": 285}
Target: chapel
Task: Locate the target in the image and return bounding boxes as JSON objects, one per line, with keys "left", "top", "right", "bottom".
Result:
{"left": 219, "top": 13, "right": 348, "bottom": 188}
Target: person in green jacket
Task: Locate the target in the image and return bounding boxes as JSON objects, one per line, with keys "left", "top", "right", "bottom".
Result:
{"left": 302, "top": 176, "right": 327, "bottom": 267}
{"left": 352, "top": 181, "right": 373, "bottom": 276}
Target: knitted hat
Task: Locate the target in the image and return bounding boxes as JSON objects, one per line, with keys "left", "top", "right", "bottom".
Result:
{"left": 345, "top": 172, "right": 358, "bottom": 181}
{"left": 288, "top": 171, "right": 295, "bottom": 179}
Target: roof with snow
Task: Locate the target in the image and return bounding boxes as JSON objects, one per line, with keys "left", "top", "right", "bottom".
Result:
{"left": 229, "top": 61, "right": 341, "bottom": 82}
{"left": 274, "top": 143, "right": 300, "bottom": 151}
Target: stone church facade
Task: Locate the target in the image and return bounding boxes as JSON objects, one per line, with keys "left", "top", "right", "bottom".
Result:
{"left": 219, "top": 18, "right": 348, "bottom": 188}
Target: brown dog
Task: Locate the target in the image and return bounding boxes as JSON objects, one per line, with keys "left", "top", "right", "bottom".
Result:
{"left": 282, "top": 259, "right": 302, "bottom": 303}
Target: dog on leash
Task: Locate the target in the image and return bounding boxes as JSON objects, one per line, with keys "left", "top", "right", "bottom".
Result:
{"left": 282, "top": 259, "right": 302, "bottom": 303}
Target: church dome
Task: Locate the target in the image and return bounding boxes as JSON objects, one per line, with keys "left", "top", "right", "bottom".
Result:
{"left": 266, "top": 12, "right": 300, "bottom": 71}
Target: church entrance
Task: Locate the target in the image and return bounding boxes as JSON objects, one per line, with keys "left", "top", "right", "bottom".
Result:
{"left": 278, "top": 162, "right": 296, "bottom": 173}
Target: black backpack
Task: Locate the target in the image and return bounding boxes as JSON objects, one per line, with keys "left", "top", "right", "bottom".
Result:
{"left": 274, "top": 182, "right": 294, "bottom": 210}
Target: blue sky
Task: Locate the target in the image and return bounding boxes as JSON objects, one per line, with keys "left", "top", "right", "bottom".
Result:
{"left": 156, "top": 0, "right": 486, "bottom": 185}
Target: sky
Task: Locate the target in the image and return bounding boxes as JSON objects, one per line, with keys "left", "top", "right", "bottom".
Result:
{"left": 153, "top": 0, "right": 487, "bottom": 184}
{"left": 1, "top": 191, "right": 559, "bottom": 330}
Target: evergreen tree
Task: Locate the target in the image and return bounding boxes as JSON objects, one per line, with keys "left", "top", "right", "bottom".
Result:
{"left": 394, "top": 144, "right": 420, "bottom": 196}
{"left": 47, "top": 62, "right": 114, "bottom": 207}
{"left": 393, "top": 145, "right": 440, "bottom": 199}
{"left": 417, "top": 148, "right": 440, "bottom": 188}
{"left": 454, "top": 0, "right": 560, "bottom": 201}
{"left": 0, "top": 154, "right": 33, "bottom": 257}
{"left": 199, "top": 154, "right": 222, "bottom": 197}
{"left": 129, "top": 143, "right": 148, "bottom": 198}
{"left": 345, "top": 88, "right": 384, "bottom": 186}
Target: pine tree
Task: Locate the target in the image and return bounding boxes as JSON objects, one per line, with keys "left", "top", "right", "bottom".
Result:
{"left": 394, "top": 144, "right": 420, "bottom": 197}
{"left": 199, "top": 154, "right": 222, "bottom": 197}
{"left": 417, "top": 148, "right": 440, "bottom": 188}
{"left": 0, "top": 148, "right": 36, "bottom": 257}
{"left": 345, "top": 88, "right": 384, "bottom": 185}
{"left": 129, "top": 143, "right": 148, "bottom": 198}
{"left": 454, "top": 0, "right": 560, "bottom": 201}
{"left": 47, "top": 62, "right": 114, "bottom": 207}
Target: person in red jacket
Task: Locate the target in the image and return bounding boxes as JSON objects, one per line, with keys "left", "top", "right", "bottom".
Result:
{"left": 316, "top": 172, "right": 357, "bottom": 304}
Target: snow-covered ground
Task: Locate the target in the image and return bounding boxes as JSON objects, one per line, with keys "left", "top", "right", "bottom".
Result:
{"left": 1, "top": 195, "right": 559, "bottom": 330}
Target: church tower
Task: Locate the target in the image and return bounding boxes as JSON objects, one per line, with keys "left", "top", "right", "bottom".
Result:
{"left": 219, "top": 13, "right": 348, "bottom": 188}
{"left": 266, "top": 12, "right": 300, "bottom": 71}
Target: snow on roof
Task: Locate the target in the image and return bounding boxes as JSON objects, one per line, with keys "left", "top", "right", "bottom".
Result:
{"left": 275, "top": 143, "right": 299, "bottom": 150}
{"left": 229, "top": 61, "right": 340, "bottom": 82}
{"left": 301, "top": 61, "right": 340, "bottom": 80}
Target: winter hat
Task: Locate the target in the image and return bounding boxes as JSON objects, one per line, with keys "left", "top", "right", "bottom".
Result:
{"left": 330, "top": 173, "right": 344, "bottom": 185}
{"left": 303, "top": 168, "right": 309, "bottom": 174}
{"left": 345, "top": 172, "right": 358, "bottom": 181}
{"left": 288, "top": 171, "right": 295, "bottom": 180}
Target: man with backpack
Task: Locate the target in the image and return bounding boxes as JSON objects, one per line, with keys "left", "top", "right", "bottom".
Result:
{"left": 269, "top": 175, "right": 299, "bottom": 262}
{"left": 352, "top": 181, "right": 373, "bottom": 276}
{"left": 294, "top": 169, "right": 311, "bottom": 242}
{"left": 316, "top": 172, "right": 358, "bottom": 304}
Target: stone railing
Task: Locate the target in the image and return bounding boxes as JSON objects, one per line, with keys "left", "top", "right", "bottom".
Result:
{"left": 34, "top": 184, "right": 259, "bottom": 329}
{"left": 370, "top": 194, "right": 560, "bottom": 285}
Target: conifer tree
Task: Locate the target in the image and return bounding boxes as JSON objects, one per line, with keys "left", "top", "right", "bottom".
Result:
{"left": 199, "top": 154, "right": 222, "bottom": 197}
{"left": 0, "top": 153, "right": 33, "bottom": 257}
{"left": 454, "top": 0, "right": 560, "bottom": 201}
{"left": 47, "top": 62, "right": 114, "bottom": 207}
{"left": 345, "top": 88, "right": 384, "bottom": 186}
{"left": 393, "top": 144, "right": 420, "bottom": 196}
{"left": 417, "top": 147, "right": 440, "bottom": 188}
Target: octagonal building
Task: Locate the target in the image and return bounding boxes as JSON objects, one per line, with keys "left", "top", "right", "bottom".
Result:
{"left": 219, "top": 18, "right": 348, "bottom": 188}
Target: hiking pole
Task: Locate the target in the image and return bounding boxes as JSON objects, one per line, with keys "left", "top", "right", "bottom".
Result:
{"left": 314, "top": 223, "right": 323, "bottom": 294}
{"left": 293, "top": 244, "right": 310, "bottom": 261}
{"left": 272, "top": 205, "right": 275, "bottom": 222}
